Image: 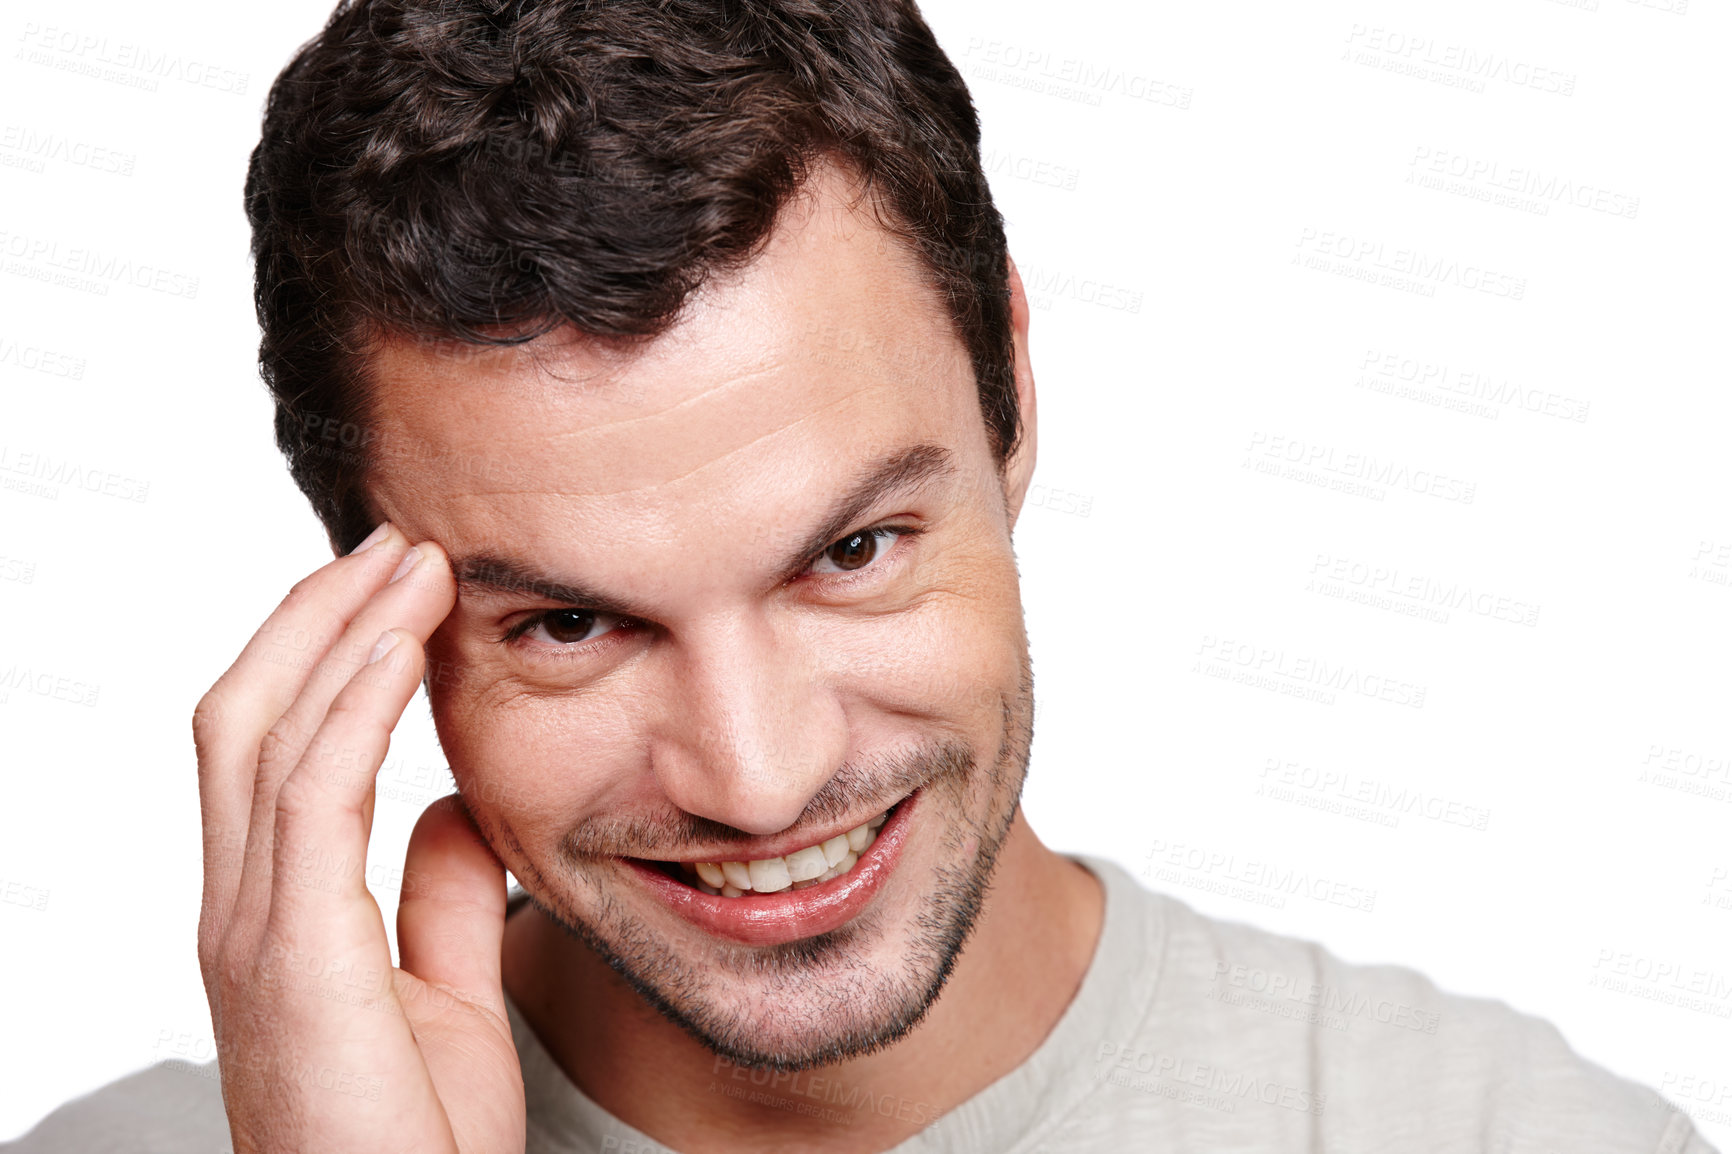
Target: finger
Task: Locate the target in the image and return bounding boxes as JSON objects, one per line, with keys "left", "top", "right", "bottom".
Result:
{"left": 257, "top": 540, "right": 456, "bottom": 801}
{"left": 195, "top": 525, "right": 415, "bottom": 928}
{"left": 231, "top": 542, "right": 456, "bottom": 945}
{"left": 258, "top": 629, "right": 427, "bottom": 943}
{"left": 398, "top": 795, "right": 509, "bottom": 1008}
{"left": 361, "top": 780, "right": 378, "bottom": 845}
{"left": 398, "top": 797, "right": 515, "bottom": 1154}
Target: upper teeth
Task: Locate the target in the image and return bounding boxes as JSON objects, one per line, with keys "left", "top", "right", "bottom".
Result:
{"left": 686, "top": 810, "right": 888, "bottom": 897}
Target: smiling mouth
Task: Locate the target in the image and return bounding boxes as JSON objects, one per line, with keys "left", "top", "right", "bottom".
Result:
{"left": 634, "top": 799, "right": 904, "bottom": 898}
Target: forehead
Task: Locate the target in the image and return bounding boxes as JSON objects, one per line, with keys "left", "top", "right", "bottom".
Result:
{"left": 363, "top": 169, "right": 984, "bottom": 546}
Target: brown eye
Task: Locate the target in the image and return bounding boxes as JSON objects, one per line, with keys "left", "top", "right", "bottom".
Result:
{"left": 826, "top": 532, "right": 878, "bottom": 571}
{"left": 809, "top": 528, "right": 904, "bottom": 576}
{"left": 517, "top": 608, "right": 629, "bottom": 646}
{"left": 543, "top": 610, "right": 599, "bottom": 643}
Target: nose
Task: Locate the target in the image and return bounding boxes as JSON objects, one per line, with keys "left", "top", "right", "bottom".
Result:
{"left": 648, "top": 611, "right": 848, "bottom": 835}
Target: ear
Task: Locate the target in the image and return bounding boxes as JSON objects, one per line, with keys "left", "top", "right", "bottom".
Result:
{"left": 1000, "top": 256, "right": 1039, "bottom": 531}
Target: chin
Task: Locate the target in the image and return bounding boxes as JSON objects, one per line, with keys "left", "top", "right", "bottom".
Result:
{"left": 534, "top": 752, "right": 1024, "bottom": 1071}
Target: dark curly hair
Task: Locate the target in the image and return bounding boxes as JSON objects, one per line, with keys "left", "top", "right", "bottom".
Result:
{"left": 244, "top": 0, "right": 1018, "bottom": 553}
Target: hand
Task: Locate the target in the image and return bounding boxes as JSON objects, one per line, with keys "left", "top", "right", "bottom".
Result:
{"left": 192, "top": 524, "right": 524, "bottom": 1153}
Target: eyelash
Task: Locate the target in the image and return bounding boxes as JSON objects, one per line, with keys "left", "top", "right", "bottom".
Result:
{"left": 500, "top": 522, "right": 923, "bottom": 652}
{"left": 500, "top": 609, "right": 635, "bottom": 649}
{"left": 803, "top": 524, "right": 919, "bottom": 581}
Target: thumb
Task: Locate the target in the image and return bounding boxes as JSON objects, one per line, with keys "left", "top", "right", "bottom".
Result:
{"left": 399, "top": 794, "right": 509, "bottom": 1008}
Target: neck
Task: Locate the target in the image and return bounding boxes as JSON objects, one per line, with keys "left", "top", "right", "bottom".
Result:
{"left": 501, "top": 810, "right": 1103, "bottom": 1154}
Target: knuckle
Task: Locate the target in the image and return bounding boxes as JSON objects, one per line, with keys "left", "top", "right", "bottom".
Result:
{"left": 255, "top": 717, "right": 306, "bottom": 775}
{"left": 196, "top": 924, "right": 223, "bottom": 978}
{"left": 320, "top": 704, "right": 392, "bottom": 764}
{"left": 201, "top": 920, "right": 250, "bottom": 990}
{"left": 191, "top": 690, "right": 229, "bottom": 756}
{"left": 272, "top": 772, "right": 316, "bottom": 824}
{"left": 280, "top": 575, "right": 320, "bottom": 613}
{"left": 323, "top": 689, "right": 380, "bottom": 727}
{"left": 216, "top": 947, "right": 257, "bottom": 994}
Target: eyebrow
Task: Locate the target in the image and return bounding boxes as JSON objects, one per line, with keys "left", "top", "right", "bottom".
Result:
{"left": 450, "top": 441, "right": 957, "bottom": 617}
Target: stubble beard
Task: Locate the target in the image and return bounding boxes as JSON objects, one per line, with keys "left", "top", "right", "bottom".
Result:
{"left": 525, "top": 656, "right": 1036, "bottom": 1071}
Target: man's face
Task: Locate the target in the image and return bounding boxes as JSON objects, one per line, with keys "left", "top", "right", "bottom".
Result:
{"left": 365, "top": 166, "right": 1037, "bottom": 1068}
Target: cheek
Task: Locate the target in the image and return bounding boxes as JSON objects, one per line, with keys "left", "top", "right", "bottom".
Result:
{"left": 423, "top": 657, "right": 648, "bottom": 848}
{"left": 815, "top": 546, "right": 1025, "bottom": 732}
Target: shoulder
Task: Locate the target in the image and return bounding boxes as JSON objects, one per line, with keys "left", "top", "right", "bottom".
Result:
{"left": 1084, "top": 855, "right": 1716, "bottom": 1154}
{"left": 2, "top": 1061, "right": 232, "bottom": 1153}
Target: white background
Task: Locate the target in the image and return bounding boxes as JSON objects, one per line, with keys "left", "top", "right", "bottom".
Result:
{"left": 2, "top": 0, "right": 1728, "bottom": 1145}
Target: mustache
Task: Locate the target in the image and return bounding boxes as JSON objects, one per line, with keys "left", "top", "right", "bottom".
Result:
{"left": 559, "top": 738, "right": 974, "bottom": 860}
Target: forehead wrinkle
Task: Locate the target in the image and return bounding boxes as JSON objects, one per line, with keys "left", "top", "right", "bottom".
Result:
{"left": 596, "top": 381, "right": 888, "bottom": 499}
{"left": 371, "top": 332, "right": 784, "bottom": 456}
{"left": 528, "top": 358, "right": 788, "bottom": 443}
{"left": 468, "top": 379, "right": 890, "bottom": 503}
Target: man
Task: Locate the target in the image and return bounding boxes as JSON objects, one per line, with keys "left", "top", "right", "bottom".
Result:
{"left": 5, "top": 1, "right": 1715, "bottom": 1151}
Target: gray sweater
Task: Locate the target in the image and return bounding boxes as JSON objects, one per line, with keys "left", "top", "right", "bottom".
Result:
{"left": 5, "top": 855, "right": 1716, "bottom": 1153}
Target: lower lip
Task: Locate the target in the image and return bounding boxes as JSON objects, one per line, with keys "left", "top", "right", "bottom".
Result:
{"left": 621, "top": 789, "right": 920, "bottom": 946}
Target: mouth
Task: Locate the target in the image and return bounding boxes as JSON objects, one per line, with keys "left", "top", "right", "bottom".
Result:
{"left": 619, "top": 789, "right": 919, "bottom": 946}
{"left": 646, "top": 801, "right": 896, "bottom": 896}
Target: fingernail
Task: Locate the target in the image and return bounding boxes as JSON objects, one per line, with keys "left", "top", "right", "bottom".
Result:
{"left": 389, "top": 547, "right": 422, "bottom": 584}
{"left": 349, "top": 522, "right": 392, "bottom": 555}
{"left": 368, "top": 630, "right": 401, "bottom": 665}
